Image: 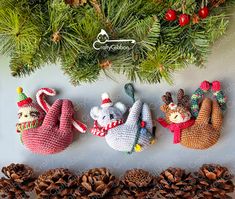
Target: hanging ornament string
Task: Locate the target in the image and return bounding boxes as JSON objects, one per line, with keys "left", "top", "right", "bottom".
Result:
{"left": 124, "top": 83, "right": 155, "bottom": 154}
{"left": 124, "top": 83, "right": 141, "bottom": 154}
{"left": 124, "top": 83, "right": 136, "bottom": 103}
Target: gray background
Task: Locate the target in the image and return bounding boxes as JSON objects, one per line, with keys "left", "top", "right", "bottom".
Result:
{"left": 0, "top": 11, "right": 235, "bottom": 197}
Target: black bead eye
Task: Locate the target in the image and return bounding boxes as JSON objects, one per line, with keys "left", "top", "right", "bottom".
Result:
{"left": 30, "top": 111, "right": 40, "bottom": 118}
{"left": 18, "top": 112, "right": 22, "bottom": 119}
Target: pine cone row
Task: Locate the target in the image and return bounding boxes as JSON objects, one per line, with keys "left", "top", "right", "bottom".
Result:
{"left": 34, "top": 168, "right": 79, "bottom": 198}
{"left": 121, "top": 169, "right": 157, "bottom": 199}
{"left": 75, "top": 168, "right": 119, "bottom": 198}
{"left": 2, "top": 163, "right": 36, "bottom": 192}
{"left": 195, "top": 164, "right": 234, "bottom": 199}
{"left": 0, "top": 178, "right": 29, "bottom": 199}
{"left": 0, "top": 163, "right": 234, "bottom": 198}
{"left": 157, "top": 167, "right": 196, "bottom": 199}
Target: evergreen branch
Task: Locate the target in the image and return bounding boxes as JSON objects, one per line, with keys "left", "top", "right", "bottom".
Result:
{"left": 61, "top": 53, "right": 100, "bottom": 85}
{"left": 133, "top": 16, "right": 160, "bottom": 49}
{"left": 0, "top": 0, "right": 234, "bottom": 84}
{"left": 0, "top": 8, "right": 41, "bottom": 55}
{"left": 10, "top": 52, "right": 43, "bottom": 77}
{"left": 139, "top": 45, "right": 184, "bottom": 84}
{"left": 176, "top": 27, "right": 210, "bottom": 67}
{"left": 111, "top": 54, "right": 142, "bottom": 82}
{"left": 202, "top": 14, "right": 229, "bottom": 42}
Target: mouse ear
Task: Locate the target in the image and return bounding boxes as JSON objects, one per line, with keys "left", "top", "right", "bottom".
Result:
{"left": 114, "top": 102, "right": 127, "bottom": 114}
{"left": 90, "top": 106, "right": 101, "bottom": 120}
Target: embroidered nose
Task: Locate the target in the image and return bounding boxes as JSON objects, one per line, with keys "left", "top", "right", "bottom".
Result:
{"left": 24, "top": 115, "right": 28, "bottom": 118}
{"left": 110, "top": 114, "right": 114, "bottom": 120}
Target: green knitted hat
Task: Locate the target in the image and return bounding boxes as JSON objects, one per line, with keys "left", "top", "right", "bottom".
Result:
{"left": 17, "top": 87, "right": 33, "bottom": 107}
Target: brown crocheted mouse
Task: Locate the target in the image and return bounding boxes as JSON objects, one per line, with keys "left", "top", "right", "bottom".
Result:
{"left": 158, "top": 81, "right": 226, "bottom": 150}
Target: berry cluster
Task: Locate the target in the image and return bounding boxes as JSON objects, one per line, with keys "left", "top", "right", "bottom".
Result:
{"left": 165, "top": 7, "right": 209, "bottom": 27}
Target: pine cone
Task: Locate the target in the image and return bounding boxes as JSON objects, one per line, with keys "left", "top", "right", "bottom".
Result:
{"left": 2, "top": 163, "right": 36, "bottom": 192}
{"left": 121, "top": 169, "right": 157, "bottom": 199}
{"left": 34, "top": 168, "right": 79, "bottom": 198}
{"left": 195, "top": 164, "right": 234, "bottom": 199}
{"left": 0, "top": 178, "right": 29, "bottom": 199}
{"left": 75, "top": 168, "right": 119, "bottom": 198}
{"left": 157, "top": 167, "right": 196, "bottom": 199}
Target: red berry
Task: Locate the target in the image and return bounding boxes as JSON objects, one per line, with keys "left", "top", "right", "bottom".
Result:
{"left": 198, "top": 7, "right": 209, "bottom": 19}
{"left": 165, "top": 9, "right": 177, "bottom": 21}
{"left": 179, "top": 14, "right": 190, "bottom": 27}
{"left": 140, "top": 121, "right": 146, "bottom": 128}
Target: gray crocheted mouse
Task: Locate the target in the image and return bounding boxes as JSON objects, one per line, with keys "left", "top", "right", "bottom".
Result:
{"left": 90, "top": 92, "right": 155, "bottom": 153}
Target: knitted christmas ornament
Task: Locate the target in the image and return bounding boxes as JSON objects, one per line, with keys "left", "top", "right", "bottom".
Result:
{"left": 158, "top": 80, "right": 226, "bottom": 150}
{"left": 16, "top": 87, "right": 45, "bottom": 134}
{"left": 16, "top": 87, "right": 87, "bottom": 154}
{"left": 90, "top": 84, "right": 155, "bottom": 153}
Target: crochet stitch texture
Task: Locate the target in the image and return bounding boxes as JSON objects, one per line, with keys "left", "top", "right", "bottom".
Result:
{"left": 90, "top": 94, "right": 155, "bottom": 153}
{"left": 181, "top": 98, "right": 223, "bottom": 149}
{"left": 158, "top": 81, "right": 226, "bottom": 150}
{"left": 22, "top": 99, "right": 75, "bottom": 154}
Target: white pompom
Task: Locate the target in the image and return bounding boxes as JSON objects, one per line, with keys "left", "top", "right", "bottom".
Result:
{"left": 101, "top": 92, "right": 110, "bottom": 100}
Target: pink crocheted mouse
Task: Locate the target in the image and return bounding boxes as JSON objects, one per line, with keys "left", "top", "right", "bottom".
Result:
{"left": 16, "top": 87, "right": 87, "bottom": 154}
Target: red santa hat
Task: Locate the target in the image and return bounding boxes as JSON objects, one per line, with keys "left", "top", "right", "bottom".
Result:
{"left": 101, "top": 93, "right": 113, "bottom": 108}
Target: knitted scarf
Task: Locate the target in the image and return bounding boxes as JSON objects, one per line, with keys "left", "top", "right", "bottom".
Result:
{"left": 91, "top": 119, "right": 124, "bottom": 137}
{"left": 16, "top": 118, "right": 43, "bottom": 133}
{"left": 158, "top": 118, "right": 195, "bottom": 144}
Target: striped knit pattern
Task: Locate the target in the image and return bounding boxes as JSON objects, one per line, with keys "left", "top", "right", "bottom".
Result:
{"left": 214, "top": 90, "right": 227, "bottom": 111}
{"left": 22, "top": 99, "right": 75, "bottom": 154}
{"left": 191, "top": 81, "right": 227, "bottom": 118}
{"left": 16, "top": 118, "right": 43, "bottom": 133}
{"left": 91, "top": 119, "right": 124, "bottom": 137}
{"left": 191, "top": 88, "right": 207, "bottom": 118}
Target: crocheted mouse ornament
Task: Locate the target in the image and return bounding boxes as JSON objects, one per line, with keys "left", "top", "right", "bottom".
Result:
{"left": 158, "top": 81, "right": 227, "bottom": 150}
{"left": 16, "top": 87, "right": 87, "bottom": 154}
{"left": 90, "top": 84, "right": 155, "bottom": 153}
